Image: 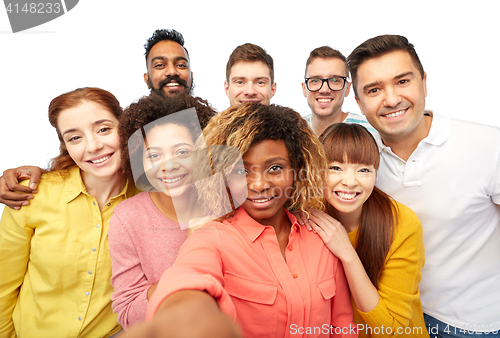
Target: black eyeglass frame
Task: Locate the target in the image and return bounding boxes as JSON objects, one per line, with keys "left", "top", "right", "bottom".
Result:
{"left": 304, "top": 76, "right": 348, "bottom": 92}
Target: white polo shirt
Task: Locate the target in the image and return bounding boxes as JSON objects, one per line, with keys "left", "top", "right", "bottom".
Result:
{"left": 374, "top": 112, "right": 500, "bottom": 331}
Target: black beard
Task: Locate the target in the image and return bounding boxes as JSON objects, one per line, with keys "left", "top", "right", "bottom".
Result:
{"left": 148, "top": 76, "right": 193, "bottom": 98}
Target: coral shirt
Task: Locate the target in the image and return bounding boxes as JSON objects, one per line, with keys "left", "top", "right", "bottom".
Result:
{"left": 147, "top": 208, "right": 357, "bottom": 337}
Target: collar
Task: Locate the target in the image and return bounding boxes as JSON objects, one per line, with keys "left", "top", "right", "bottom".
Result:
{"left": 63, "top": 166, "right": 132, "bottom": 204}
{"left": 230, "top": 207, "right": 300, "bottom": 242}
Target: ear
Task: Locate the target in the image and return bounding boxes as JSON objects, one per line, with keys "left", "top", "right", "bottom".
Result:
{"left": 355, "top": 96, "right": 365, "bottom": 116}
{"left": 344, "top": 81, "right": 351, "bottom": 98}
{"left": 301, "top": 82, "right": 307, "bottom": 97}
{"left": 224, "top": 80, "right": 230, "bottom": 97}
{"left": 144, "top": 73, "right": 150, "bottom": 89}
{"left": 423, "top": 72, "right": 427, "bottom": 98}
{"left": 270, "top": 82, "right": 277, "bottom": 98}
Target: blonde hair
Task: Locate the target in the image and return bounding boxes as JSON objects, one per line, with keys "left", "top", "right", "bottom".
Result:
{"left": 195, "top": 103, "right": 327, "bottom": 220}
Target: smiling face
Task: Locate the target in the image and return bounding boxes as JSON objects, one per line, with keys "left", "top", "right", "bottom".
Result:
{"left": 57, "top": 100, "right": 121, "bottom": 181}
{"left": 144, "top": 40, "right": 193, "bottom": 97}
{"left": 323, "top": 161, "right": 376, "bottom": 222}
{"left": 302, "top": 57, "right": 351, "bottom": 118}
{"left": 354, "top": 50, "right": 428, "bottom": 143}
{"left": 142, "top": 123, "right": 196, "bottom": 199}
{"left": 241, "top": 139, "right": 294, "bottom": 226}
{"left": 224, "top": 61, "right": 276, "bottom": 107}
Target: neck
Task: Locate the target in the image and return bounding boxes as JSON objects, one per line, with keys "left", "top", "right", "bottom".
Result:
{"left": 311, "top": 111, "right": 348, "bottom": 136}
{"left": 381, "top": 113, "right": 433, "bottom": 161}
{"left": 81, "top": 170, "right": 126, "bottom": 210}
{"left": 328, "top": 204, "right": 360, "bottom": 233}
{"left": 150, "top": 187, "right": 201, "bottom": 223}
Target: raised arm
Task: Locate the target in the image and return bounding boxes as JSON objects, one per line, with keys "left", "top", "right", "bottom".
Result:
{"left": 308, "top": 207, "right": 426, "bottom": 336}
{"left": 118, "top": 290, "right": 240, "bottom": 338}
{"left": 0, "top": 166, "right": 42, "bottom": 209}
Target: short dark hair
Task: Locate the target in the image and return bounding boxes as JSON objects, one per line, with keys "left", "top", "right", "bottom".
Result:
{"left": 305, "top": 46, "right": 348, "bottom": 77}
{"left": 348, "top": 35, "right": 424, "bottom": 97}
{"left": 144, "top": 29, "right": 189, "bottom": 62}
{"left": 226, "top": 43, "right": 274, "bottom": 83}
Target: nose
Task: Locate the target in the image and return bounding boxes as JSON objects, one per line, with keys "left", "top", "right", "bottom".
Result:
{"left": 165, "top": 62, "right": 179, "bottom": 77}
{"left": 319, "top": 80, "right": 332, "bottom": 94}
{"left": 383, "top": 87, "right": 401, "bottom": 107}
{"left": 341, "top": 168, "right": 357, "bottom": 188}
{"left": 87, "top": 135, "right": 104, "bottom": 153}
{"left": 161, "top": 157, "right": 181, "bottom": 172}
{"left": 243, "top": 83, "right": 257, "bottom": 96}
{"left": 248, "top": 170, "right": 271, "bottom": 192}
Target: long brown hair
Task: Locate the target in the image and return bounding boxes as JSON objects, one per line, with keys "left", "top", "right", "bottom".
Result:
{"left": 320, "top": 123, "right": 396, "bottom": 288}
{"left": 47, "top": 87, "right": 122, "bottom": 172}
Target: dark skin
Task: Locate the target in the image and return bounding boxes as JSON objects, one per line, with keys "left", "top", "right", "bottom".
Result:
{"left": 0, "top": 166, "right": 41, "bottom": 209}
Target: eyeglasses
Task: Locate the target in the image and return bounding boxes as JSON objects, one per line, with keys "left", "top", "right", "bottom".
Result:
{"left": 304, "top": 76, "right": 348, "bottom": 92}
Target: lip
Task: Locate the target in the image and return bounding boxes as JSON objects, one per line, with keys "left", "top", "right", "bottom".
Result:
{"left": 316, "top": 97, "right": 333, "bottom": 105}
{"left": 157, "top": 173, "right": 188, "bottom": 187}
{"left": 239, "top": 99, "right": 261, "bottom": 103}
{"left": 381, "top": 107, "right": 408, "bottom": 119}
{"left": 246, "top": 196, "right": 275, "bottom": 209}
{"left": 86, "top": 153, "right": 114, "bottom": 166}
{"left": 334, "top": 190, "right": 361, "bottom": 203}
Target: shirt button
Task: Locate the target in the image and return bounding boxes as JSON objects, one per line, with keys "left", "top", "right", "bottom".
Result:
{"left": 293, "top": 225, "right": 299, "bottom": 231}
{"left": 292, "top": 274, "right": 298, "bottom": 279}
{"left": 85, "top": 292, "right": 89, "bottom": 296}
{"left": 78, "top": 316, "right": 82, "bottom": 321}
{"left": 88, "top": 271, "right": 92, "bottom": 274}
{"left": 93, "top": 202, "right": 96, "bottom": 205}
{"left": 398, "top": 161, "right": 403, "bottom": 166}
{"left": 96, "top": 224, "right": 101, "bottom": 228}
{"left": 107, "top": 203, "right": 111, "bottom": 206}
{"left": 288, "top": 245, "right": 293, "bottom": 251}
{"left": 92, "top": 248, "right": 96, "bottom": 252}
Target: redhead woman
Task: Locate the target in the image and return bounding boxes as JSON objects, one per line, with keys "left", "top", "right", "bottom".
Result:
{"left": 0, "top": 87, "right": 140, "bottom": 337}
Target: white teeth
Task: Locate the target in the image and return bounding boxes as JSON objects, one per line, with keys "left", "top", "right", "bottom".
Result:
{"left": 336, "top": 192, "right": 357, "bottom": 200}
{"left": 166, "top": 83, "right": 180, "bottom": 87}
{"left": 252, "top": 197, "right": 272, "bottom": 203}
{"left": 91, "top": 155, "right": 110, "bottom": 164}
{"left": 385, "top": 109, "right": 406, "bottom": 118}
{"left": 161, "top": 176, "right": 184, "bottom": 183}
{"left": 318, "top": 99, "right": 332, "bottom": 102}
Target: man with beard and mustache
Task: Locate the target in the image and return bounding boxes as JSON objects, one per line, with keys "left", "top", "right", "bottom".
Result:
{"left": 143, "top": 29, "right": 193, "bottom": 98}
{"left": 0, "top": 29, "right": 197, "bottom": 208}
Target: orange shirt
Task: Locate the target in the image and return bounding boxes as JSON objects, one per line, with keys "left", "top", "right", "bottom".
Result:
{"left": 147, "top": 208, "right": 357, "bottom": 337}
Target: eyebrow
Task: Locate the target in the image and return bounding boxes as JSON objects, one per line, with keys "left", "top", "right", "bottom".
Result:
{"left": 362, "top": 71, "right": 415, "bottom": 93}
{"left": 231, "top": 76, "right": 269, "bottom": 81}
{"left": 61, "top": 119, "right": 114, "bottom": 137}
{"left": 243, "top": 157, "right": 289, "bottom": 165}
{"left": 144, "top": 142, "right": 194, "bottom": 152}
{"left": 150, "top": 55, "right": 189, "bottom": 65}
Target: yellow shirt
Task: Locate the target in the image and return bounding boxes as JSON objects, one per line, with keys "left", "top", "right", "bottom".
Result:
{"left": 0, "top": 167, "right": 139, "bottom": 338}
{"left": 348, "top": 202, "right": 429, "bottom": 338}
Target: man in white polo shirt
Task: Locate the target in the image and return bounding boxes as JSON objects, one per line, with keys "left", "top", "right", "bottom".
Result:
{"left": 348, "top": 34, "right": 500, "bottom": 338}
{"left": 302, "top": 46, "right": 374, "bottom": 136}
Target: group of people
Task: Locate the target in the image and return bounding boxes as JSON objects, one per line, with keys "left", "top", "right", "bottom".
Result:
{"left": 0, "top": 29, "right": 498, "bottom": 338}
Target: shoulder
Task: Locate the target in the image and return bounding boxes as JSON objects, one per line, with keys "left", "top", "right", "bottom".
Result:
{"left": 113, "top": 191, "right": 152, "bottom": 215}
{"left": 391, "top": 201, "right": 423, "bottom": 238}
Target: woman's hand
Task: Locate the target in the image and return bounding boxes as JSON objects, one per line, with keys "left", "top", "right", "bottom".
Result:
{"left": 307, "top": 209, "right": 355, "bottom": 262}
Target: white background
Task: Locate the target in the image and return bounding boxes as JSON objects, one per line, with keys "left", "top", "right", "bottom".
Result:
{"left": 1, "top": 0, "right": 499, "bottom": 213}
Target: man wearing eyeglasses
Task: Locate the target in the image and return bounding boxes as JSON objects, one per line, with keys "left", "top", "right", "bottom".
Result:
{"left": 302, "top": 46, "right": 374, "bottom": 136}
